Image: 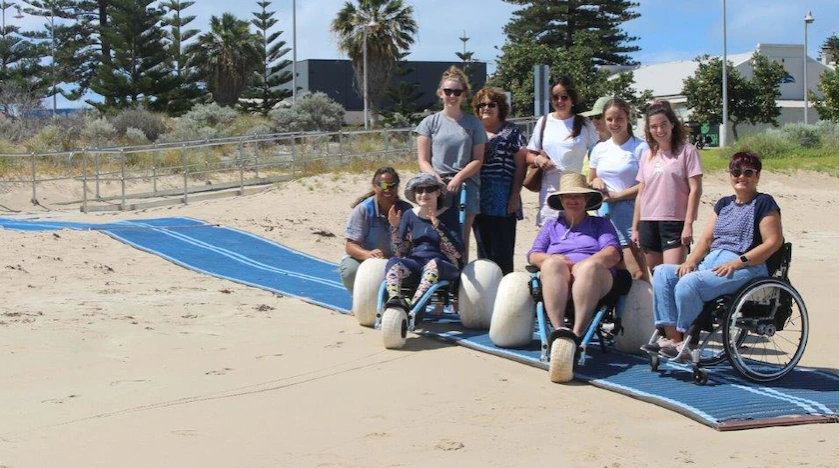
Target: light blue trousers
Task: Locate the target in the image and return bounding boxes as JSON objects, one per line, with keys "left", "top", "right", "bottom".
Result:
{"left": 652, "top": 249, "right": 768, "bottom": 333}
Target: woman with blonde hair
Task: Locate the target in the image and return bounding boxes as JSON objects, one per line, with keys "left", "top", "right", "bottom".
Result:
{"left": 416, "top": 66, "right": 486, "bottom": 259}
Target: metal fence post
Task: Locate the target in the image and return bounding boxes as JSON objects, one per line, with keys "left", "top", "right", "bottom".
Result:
{"left": 384, "top": 130, "right": 390, "bottom": 154}
{"left": 238, "top": 139, "right": 244, "bottom": 195}
{"left": 182, "top": 145, "right": 188, "bottom": 205}
{"left": 338, "top": 129, "right": 344, "bottom": 157}
{"left": 94, "top": 151, "right": 101, "bottom": 199}
{"left": 291, "top": 135, "right": 296, "bottom": 178}
{"left": 120, "top": 149, "right": 126, "bottom": 210}
{"left": 152, "top": 143, "right": 158, "bottom": 195}
{"left": 81, "top": 150, "right": 88, "bottom": 213}
{"left": 30, "top": 152, "right": 37, "bottom": 205}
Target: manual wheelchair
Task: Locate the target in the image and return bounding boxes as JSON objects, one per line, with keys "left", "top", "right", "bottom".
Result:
{"left": 350, "top": 183, "right": 503, "bottom": 349}
{"left": 489, "top": 265, "right": 654, "bottom": 383}
{"left": 644, "top": 242, "right": 809, "bottom": 385}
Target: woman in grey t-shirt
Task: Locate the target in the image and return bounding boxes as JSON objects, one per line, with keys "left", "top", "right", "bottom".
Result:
{"left": 416, "top": 66, "right": 487, "bottom": 261}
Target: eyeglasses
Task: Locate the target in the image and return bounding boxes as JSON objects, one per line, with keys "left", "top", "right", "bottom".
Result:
{"left": 552, "top": 94, "right": 570, "bottom": 102}
{"left": 730, "top": 168, "right": 758, "bottom": 178}
{"left": 476, "top": 102, "right": 497, "bottom": 109}
{"left": 415, "top": 186, "right": 440, "bottom": 194}
{"left": 375, "top": 181, "right": 398, "bottom": 190}
{"left": 442, "top": 88, "right": 464, "bottom": 97}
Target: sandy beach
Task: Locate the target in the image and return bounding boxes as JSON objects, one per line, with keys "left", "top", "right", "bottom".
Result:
{"left": 1, "top": 170, "right": 839, "bottom": 467}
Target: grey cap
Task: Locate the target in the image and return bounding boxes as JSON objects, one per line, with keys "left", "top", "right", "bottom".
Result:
{"left": 404, "top": 172, "right": 447, "bottom": 204}
{"left": 581, "top": 96, "right": 610, "bottom": 117}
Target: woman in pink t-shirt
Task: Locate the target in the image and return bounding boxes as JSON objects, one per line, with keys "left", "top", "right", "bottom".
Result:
{"left": 630, "top": 101, "right": 703, "bottom": 272}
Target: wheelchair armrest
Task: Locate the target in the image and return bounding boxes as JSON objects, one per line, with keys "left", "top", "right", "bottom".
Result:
{"left": 525, "top": 264, "right": 539, "bottom": 274}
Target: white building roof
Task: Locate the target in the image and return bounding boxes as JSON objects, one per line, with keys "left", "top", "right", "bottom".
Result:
{"left": 625, "top": 52, "right": 753, "bottom": 98}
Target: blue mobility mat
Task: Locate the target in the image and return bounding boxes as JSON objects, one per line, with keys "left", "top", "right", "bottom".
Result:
{"left": 0, "top": 216, "right": 352, "bottom": 313}
{"left": 3, "top": 216, "right": 838, "bottom": 430}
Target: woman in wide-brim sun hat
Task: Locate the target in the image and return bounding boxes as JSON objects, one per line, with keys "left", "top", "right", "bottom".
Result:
{"left": 527, "top": 172, "right": 621, "bottom": 383}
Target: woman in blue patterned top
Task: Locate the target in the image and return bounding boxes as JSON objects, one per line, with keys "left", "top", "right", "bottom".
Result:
{"left": 471, "top": 87, "right": 527, "bottom": 275}
{"left": 643, "top": 151, "right": 783, "bottom": 359}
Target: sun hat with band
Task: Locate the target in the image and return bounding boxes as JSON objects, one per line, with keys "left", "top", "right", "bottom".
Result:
{"left": 547, "top": 173, "right": 603, "bottom": 211}
{"left": 581, "top": 96, "right": 610, "bottom": 117}
{"left": 404, "top": 172, "right": 448, "bottom": 204}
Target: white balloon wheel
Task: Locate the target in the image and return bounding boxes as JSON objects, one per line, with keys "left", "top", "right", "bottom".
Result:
{"left": 381, "top": 307, "right": 408, "bottom": 349}
{"left": 489, "top": 272, "right": 536, "bottom": 348}
{"left": 351, "top": 258, "right": 388, "bottom": 327}
{"left": 458, "top": 259, "right": 503, "bottom": 329}
{"left": 549, "top": 337, "right": 576, "bottom": 383}
{"left": 614, "top": 279, "right": 654, "bottom": 354}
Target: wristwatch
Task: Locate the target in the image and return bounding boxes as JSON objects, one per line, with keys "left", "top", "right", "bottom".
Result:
{"left": 739, "top": 254, "right": 748, "bottom": 265}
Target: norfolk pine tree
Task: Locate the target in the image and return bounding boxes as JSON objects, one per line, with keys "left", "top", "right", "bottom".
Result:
{"left": 161, "top": 0, "right": 202, "bottom": 115}
{"left": 240, "top": 0, "right": 292, "bottom": 115}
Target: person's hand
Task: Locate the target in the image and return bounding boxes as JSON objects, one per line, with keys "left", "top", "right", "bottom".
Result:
{"left": 507, "top": 197, "right": 521, "bottom": 215}
{"left": 367, "top": 249, "right": 384, "bottom": 259}
{"left": 446, "top": 177, "right": 460, "bottom": 194}
{"left": 602, "top": 191, "right": 617, "bottom": 203}
{"left": 388, "top": 205, "right": 402, "bottom": 228}
{"left": 630, "top": 228, "right": 641, "bottom": 248}
{"left": 681, "top": 223, "right": 693, "bottom": 246}
{"left": 677, "top": 260, "right": 697, "bottom": 277}
{"left": 536, "top": 152, "right": 556, "bottom": 171}
{"left": 590, "top": 177, "right": 607, "bottom": 192}
{"left": 712, "top": 260, "right": 741, "bottom": 278}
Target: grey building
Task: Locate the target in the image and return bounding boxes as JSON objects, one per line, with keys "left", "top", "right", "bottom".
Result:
{"left": 292, "top": 59, "right": 487, "bottom": 116}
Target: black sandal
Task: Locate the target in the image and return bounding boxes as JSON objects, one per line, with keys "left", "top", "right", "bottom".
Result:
{"left": 385, "top": 296, "right": 411, "bottom": 312}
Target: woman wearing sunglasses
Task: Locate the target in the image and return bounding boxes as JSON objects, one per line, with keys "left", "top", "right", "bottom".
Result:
{"left": 642, "top": 151, "right": 782, "bottom": 359}
{"left": 471, "top": 86, "right": 527, "bottom": 275}
{"left": 340, "top": 167, "right": 413, "bottom": 293}
{"left": 383, "top": 173, "right": 464, "bottom": 311}
{"left": 527, "top": 76, "right": 598, "bottom": 226}
{"left": 416, "top": 66, "right": 487, "bottom": 259}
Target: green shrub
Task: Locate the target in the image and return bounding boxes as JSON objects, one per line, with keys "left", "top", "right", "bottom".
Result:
{"left": 727, "top": 132, "right": 799, "bottom": 159}
{"left": 775, "top": 123, "right": 822, "bottom": 148}
{"left": 223, "top": 114, "right": 273, "bottom": 138}
{"left": 181, "top": 103, "right": 239, "bottom": 128}
{"left": 123, "top": 127, "right": 150, "bottom": 146}
{"left": 268, "top": 92, "right": 344, "bottom": 133}
{"left": 111, "top": 107, "right": 167, "bottom": 141}
{"left": 24, "top": 125, "right": 70, "bottom": 153}
{"left": 81, "top": 118, "right": 118, "bottom": 148}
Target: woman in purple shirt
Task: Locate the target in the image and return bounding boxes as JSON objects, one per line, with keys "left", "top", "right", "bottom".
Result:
{"left": 527, "top": 173, "right": 621, "bottom": 382}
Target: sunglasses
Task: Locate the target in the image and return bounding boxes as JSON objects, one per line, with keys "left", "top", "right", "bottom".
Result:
{"left": 375, "top": 181, "right": 398, "bottom": 190}
{"left": 552, "top": 94, "right": 570, "bottom": 102}
{"left": 730, "top": 168, "right": 758, "bottom": 178}
{"left": 415, "top": 186, "right": 440, "bottom": 194}
{"left": 476, "top": 102, "right": 497, "bottom": 109}
{"left": 442, "top": 88, "right": 464, "bottom": 97}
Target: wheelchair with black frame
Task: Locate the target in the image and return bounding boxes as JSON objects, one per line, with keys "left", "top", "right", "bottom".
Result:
{"left": 489, "top": 264, "right": 654, "bottom": 383}
{"left": 351, "top": 181, "right": 503, "bottom": 349}
{"left": 643, "top": 242, "right": 809, "bottom": 385}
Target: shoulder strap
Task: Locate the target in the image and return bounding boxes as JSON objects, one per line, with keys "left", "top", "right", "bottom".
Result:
{"left": 538, "top": 116, "right": 547, "bottom": 150}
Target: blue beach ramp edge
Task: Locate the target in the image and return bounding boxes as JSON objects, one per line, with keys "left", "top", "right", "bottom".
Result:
{"left": 3, "top": 216, "right": 838, "bottom": 431}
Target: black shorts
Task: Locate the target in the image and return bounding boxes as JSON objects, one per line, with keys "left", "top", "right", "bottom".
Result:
{"left": 639, "top": 220, "right": 685, "bottom": 253}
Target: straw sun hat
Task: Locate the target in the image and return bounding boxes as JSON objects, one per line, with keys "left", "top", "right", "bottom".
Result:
{"left": 547, "top": 173, "right": 604, "bottom": 211}
{"left": 404, "top": 172, "right": 447, "bottom": 204}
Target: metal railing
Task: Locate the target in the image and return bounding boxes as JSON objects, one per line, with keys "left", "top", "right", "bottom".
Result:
{"left": 0, "top": 118, "right": 538, "bottom": 212}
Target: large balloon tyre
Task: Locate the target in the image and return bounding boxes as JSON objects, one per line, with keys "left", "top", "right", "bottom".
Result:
{"left": 381, "top": 307, "right": 408, "bottom": 349}
{"left": 352, "top": 258, "right": 388, "bottom": 327}
{"left": 489, "top": 272, "right": 536, "bottom": 348}
{"left": 549, "top": 337, "right": 576, "bottom": 383}
{"left": 458, "top": 259, "right": 503, "bottom": 329}
{"left": 614, "top": 279, "right": 654, "bottom": 355}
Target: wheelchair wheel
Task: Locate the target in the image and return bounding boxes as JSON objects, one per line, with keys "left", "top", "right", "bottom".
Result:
{"left": 458, "top": 259, "right": 503, "bottom": 329}
{"left": 489, "top": 272, "right": 536, "bottom": 348}
{"left": 382, "top": 307, "right": 408, "bottom": 349}
{"left": 549, "top": 337, "right": 576, "bottom": 383}
{"left": 352, "top": 258, "right": 388, "bottom": 327}
{"left": 613, "top": 279, "right": 654, "bottom": 354}
{"left": 723, "top": 278, "right": 809, "bottom": 382}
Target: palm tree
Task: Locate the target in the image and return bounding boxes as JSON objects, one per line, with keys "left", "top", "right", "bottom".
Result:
{"left": 331, "top": 0, "right": 417, "bottom": 123}
{"left": 186, "top": 13, "right": 261, "bottom": 107}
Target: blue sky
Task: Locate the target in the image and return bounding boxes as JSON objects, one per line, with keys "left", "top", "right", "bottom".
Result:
{"left": 12, "top": 0, "right": 839, "bottom": 108}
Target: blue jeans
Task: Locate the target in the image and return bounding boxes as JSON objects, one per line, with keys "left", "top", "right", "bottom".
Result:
{"left": 653, "top": 249, "right": 768, "bottom": 333}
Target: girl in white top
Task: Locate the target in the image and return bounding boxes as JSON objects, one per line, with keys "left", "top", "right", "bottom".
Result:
{"left": 527, "top": 76, "right": 597, "bottom": 226}
{"left": 589, "top": 98, "right": 650, "bottom": 282}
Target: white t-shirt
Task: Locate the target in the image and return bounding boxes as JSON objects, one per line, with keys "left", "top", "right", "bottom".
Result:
{"left": 527, "top": 114, "right": 597, "bottom": 174}
{"left": 589, "top": 136, "right": 648, "bottom": 192}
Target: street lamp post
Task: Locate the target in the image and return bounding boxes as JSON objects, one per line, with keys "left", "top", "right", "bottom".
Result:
{"left": 362, "top": 20, "right": 376, "bottom": 130}
{"left": 804, "top": 11, "right": 814, "bottom": 125}
{"left": 291, "top": 0, "right": 297, "bottom": 104}
{"left": 49, "top": 5, "right": 56, "bottom": 117}
{"left": 720, "top": 0, "right": 728, "bottom": 148}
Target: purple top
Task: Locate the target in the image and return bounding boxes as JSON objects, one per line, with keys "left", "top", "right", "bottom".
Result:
{"left": 527, "top": 214, "right": 621, "bottom": 271}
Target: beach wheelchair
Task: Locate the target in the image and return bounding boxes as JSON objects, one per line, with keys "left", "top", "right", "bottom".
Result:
{"left": 644, "top": 243, "right": 809, "bottom": 385}
{"left": 351, "top": 182, "right": 503, "bottom": 348}
{"left": 489, "top": 265, "right": 654, "bottom": 382}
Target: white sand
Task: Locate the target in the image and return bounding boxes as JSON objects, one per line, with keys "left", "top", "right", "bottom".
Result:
{"left": 1, "top": 171, "right": 838, "bottom": 467}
